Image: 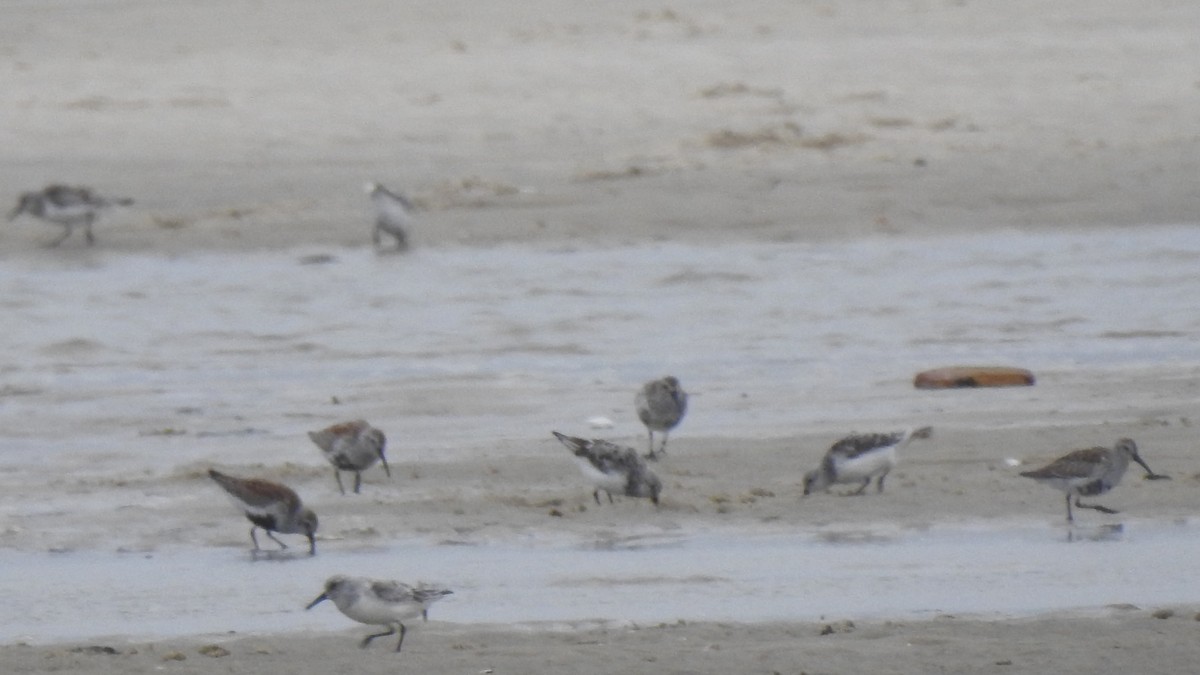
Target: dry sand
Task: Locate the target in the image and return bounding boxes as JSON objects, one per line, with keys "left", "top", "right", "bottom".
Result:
{"left": 4, "top": 0, "right": 1200, "bottom": 672}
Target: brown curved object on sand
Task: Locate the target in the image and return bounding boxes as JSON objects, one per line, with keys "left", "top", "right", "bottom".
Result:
{"left": 914, "top": 366, "right": 1035, "bottom": 389}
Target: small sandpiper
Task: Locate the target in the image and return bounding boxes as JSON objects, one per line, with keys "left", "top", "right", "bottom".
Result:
{"left": 803, "top": 426, "right": 933, "bottom": 496}
{"left": 553, "top": 431, "right": 662, "bottom": 505}
{"left": 307, "top": 419, "right": 391, "bottom": 495}
{"left": 1019, "top": 437, "right": 1169, "bottom": 522}
{"left": 365, "top": 181, "right": 414, "bottom": 251}
{"left": 208, "top": 469, "right": 319, "bottom": 555}
{"left": 634, "top": 376, "right": 688, "bottom": 460}
{"left": 306, "top": 575, "right": 453, "bottom": 652}
{"left": 8, "top": 184, "right": 133, "bottom": 247}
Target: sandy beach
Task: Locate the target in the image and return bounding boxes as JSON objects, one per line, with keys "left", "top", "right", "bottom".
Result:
{"left": 4, "top": 0, "right": 1199, "bottom": 254}
{"left": 3, "top": 0, "right": 1200, "bottom": 673}
{"left": 6, "top": 611, "right": 1200, "bottom": 675}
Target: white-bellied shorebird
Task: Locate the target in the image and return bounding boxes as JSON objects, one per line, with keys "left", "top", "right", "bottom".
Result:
{"left": 306, "top": 576, "right": 452, "bottom": 652}
{"left": 9, "top": 184, "right": 132, "bottom": 247}
{"left": 635, "top": 376, "right": 687, "bottom": 460}
{"left": 365, "top": 181, "right": 413, "bottom": 251}
{"left": 553, "top": 431, "right": 662, "bottom": 505}
{"left": 307, "top": 420, "right": 390, "bottom": 495}
{"left": 803, "top": 427, "right": 933, "bottom": 496}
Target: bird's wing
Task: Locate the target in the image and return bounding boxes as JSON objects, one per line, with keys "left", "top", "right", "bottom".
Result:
{"left": 1021, "top": 447, "right": 1108, "bottom": 480}
{"left": 370, "top": 580, "right": 416, "bottom": 603}
{"left": 827, "top": 432, "right": 903, "bottom": 459}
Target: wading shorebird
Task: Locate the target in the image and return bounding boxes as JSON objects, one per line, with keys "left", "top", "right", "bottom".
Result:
{"left": 635, "top": 375, "right": 688, "bottom": 460}
{"left": 365, "top": 181, "right": 414, "bottom": 251}
{"left": 307, "top": 420, "right": 390, "bottom": 495}
{"left": 1019, "top": 437, "right": 1169, "bottom": 522}
{"left": 208, "top": 469, "right": 318, "bottom": 555}
{"left": 803, "top": 426, "right": 933, "bottom": 496}
{"left": 9, "top": 184, "right": 132, "bottom": 247}
{"left": 306, "top": 576, "right": 453, "bottom": 652}
{"left": 553, "top": 431, "right": 662, "bottom": 506}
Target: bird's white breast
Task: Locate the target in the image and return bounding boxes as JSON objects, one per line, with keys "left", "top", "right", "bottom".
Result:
{"left": 832, "top": 446, "right": 897, "bottom": 482}
{"left": 336, "top": 592, "right": 423, "bottom": 625}
{"left": 573, "top": 456, "right": 627, "bottom": 492}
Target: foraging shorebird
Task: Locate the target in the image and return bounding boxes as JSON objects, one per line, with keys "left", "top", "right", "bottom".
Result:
{"left": 635, "top": 376, "right": 688, "bottom": 460}
{"left": 803, "top": 426, "right": 933, "bottom": 496}
{"left": 553, "top": 431, "right": 662, "bottom": 505}
{"left": 365, "top": 181, "right": 414, "bottom": 251}
{"left": 1019, "top": 438, "right": 1169, "bottom": 522}
{"left": 306, "top": 576, "right": 453, "bottom": 652}
{"left": 307, "top": 419, "right": 390, "bottom": 495}
{"left": 208, "top": 469, "right": 319, "bottom": 555}
{"left": 9, "top": 184, "right": 132, "bottom": 247}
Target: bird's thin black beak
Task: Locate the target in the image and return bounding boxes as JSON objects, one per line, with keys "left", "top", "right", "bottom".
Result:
{"left": 379, "top": 452, "right": 391, "bottom": 478}
{"left": 305, "top": 592, "right": 329, "bottom": 610}
{"left": 1134, "top": 455, "right": 1170, "bottom": 480}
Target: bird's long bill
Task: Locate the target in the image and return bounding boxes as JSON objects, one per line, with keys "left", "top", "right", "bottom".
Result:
{"left": 379, "top": 452, "right": 392, "bottom": 478}
{"left": 1132, "top": 455, "right": 1165, "bottom": 479}
{"left": 305, "top": 592, "right": 329, "bottom": 610}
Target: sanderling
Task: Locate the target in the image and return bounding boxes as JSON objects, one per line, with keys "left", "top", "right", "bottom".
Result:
{"left": 307, "top": 420, "right": 390, "bottom": 495}
{"left": 306, "top": 575, "right": 453, "bottom": 652}
{"left": 365, "top": 181, "right": 413, "bottom": 251}
{"left": 8, "top": 184, "right": 133, "bottom": 247}
{"left": 552, "top": 431, "right": 662, "bottom": 505}
{"left": 208, "top": 469, "right": 318, "bottom": 555}
{"left": 803, "top": 426, "right": 933, "bottom": 496}
{"left": 634, "top": 376, "right": 688, "bottom": 460}
{"left": 1019, "top": 437, "right": 1170, "bottom": 522}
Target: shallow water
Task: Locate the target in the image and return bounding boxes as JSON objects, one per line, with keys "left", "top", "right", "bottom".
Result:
{"left": 3, "top": 225, "right": 1199, "bottom": 460}
{"left": 7, "top": 519, "right": 1200, "bottom": 643}
{"left": 2, "top": 225, "right": 1199, "bottom": 642}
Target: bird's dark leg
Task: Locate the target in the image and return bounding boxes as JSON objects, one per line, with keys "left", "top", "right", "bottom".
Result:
{"left": 372, "top": 223, "right": 382, "bottom": 247}
{"left": 360, "top": 625, "right": 396, "bottom": 649}
{"left": 265, "top": 530, "right": 289, "bottom": 550}
{"left": 83, "top": 214, "right": 95, "bottom": 245}
{"left": 593, "top": 489, "right": 601, "bottom": 505}
{"left": 659, "top": 432, "right": 670, "bottom": 457}
{"left": 645, "top": 431, "right": 657, "bottom": 461}
{"left": 249, "top": 526, "right": 262, "bottom": 551}
{"left": 606, "top": 490, "right": 614, "bottom": 504}
{"left": 394, "top": 623, "right": 408, "bottom": 652}
{"left": 1065, "top": 493, "right": 1074, "bottom": 523}
{"left": 876, "top": 471, "right": 888, "bottom": 493}
{"left": 1074, "top": 497, "right": 1119, "bottom": 515}
{"left": 334, "top": 470, "right": 346, "bottom": 496}
{"left": 353, "top": 471, "right": 362, "bottom": 494}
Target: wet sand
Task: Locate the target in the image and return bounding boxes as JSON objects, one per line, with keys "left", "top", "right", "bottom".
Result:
{"left": 6, "top": 611, "right": 1200, "bottom": 675}
{"left": 4, "top": 0, "right": 1200, "bottom": 673}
